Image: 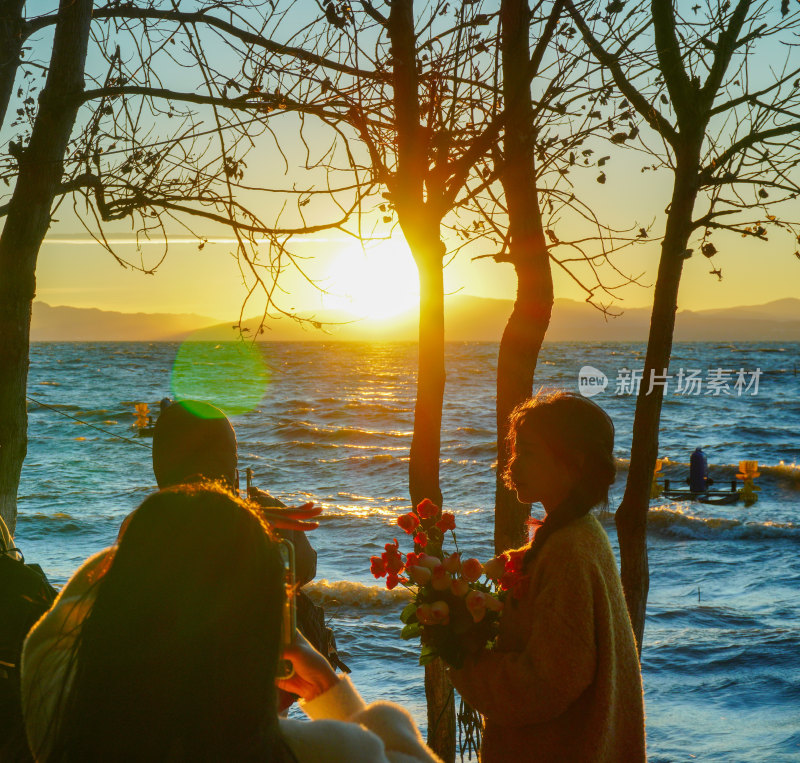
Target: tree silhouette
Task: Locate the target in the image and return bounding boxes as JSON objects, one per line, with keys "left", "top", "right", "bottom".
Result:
{"left": 0, "top": 2, "right": 371, "bottom": 534}
{"left": 567, "top": 0, "right": 800, "bottom": 650}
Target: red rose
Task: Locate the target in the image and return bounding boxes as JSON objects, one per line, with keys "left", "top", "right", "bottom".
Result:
{"left": 414, "top": 531, "right": 428, "bottom": 548}
{"left": 385, "top": 553, "right": 404, "bottom": 574}
{"left": 380, "top": 538, "right": 404, "bottom": 574}
{"left": 397, "top": 512, "right": 420, "bottom": 534}
{"left": 405, "top": 552, "right": 421, "bottom": 569}
{"left": 370, "top": 556, "right": 387, "bottom": 578}
{"left": 386, "top": 573, "right": 399, "bottom": 590}
{"left": 505, "top": 549, "right": 526, "bottom": 574}
{"left": 436, "top": 512, "right": 456, "bottom": 532}
{"left": 498, "top": 570, "right": 516, "bottom": 591}
{"left": 416, "top": 499, "right": 439, "bottom": 520}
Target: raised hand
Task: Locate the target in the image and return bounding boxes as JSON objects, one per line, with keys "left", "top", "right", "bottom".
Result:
{"left": 248, "top": 490, "right": 322, "bottom": 532}
{"left": 277, "top": 631, "right": 338, "bottom": 702}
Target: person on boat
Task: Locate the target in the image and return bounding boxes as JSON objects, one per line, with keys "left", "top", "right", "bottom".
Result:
{"left": 688, "top": 447, "right": 711, "bottom": 493}
{"left": 21, "top": 484, "right": 442, "bottom": 763}
{"left": 149, "top": 399, "right": 347, "bottom": 678}
{"left": 448, "top": 391, "right": 646, "bottom": 763}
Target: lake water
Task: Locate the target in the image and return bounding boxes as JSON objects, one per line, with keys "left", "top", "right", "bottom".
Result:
{"left": 16, "top": 341, "right": 800, "bottom": 762}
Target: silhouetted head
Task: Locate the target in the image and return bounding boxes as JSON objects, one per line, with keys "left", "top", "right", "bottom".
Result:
{"left": 46, "top": 484, "right": 287, "bottom": 761}
{"left": 505, "top": 390, "right": 616, "bottom": 512}
{"left": 152, "top": 400, "right": 237, "bottom": 489}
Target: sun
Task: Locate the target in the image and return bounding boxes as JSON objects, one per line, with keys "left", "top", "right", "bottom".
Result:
{"left": 321, "top": 240, "right": 420, "bottom": 320}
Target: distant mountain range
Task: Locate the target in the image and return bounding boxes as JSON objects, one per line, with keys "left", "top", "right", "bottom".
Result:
{"left": 29, "top": 297, "right": 800, "bottom": 342}
{"left": 31, "top": 302, "right": 218, "bottom": 341}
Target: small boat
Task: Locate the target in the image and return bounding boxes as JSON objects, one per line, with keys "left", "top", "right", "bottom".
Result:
{"left": 653, "top": 457, "right": 760, "bottom": 506}
{"left": 661, "top": 479, "right": 741, "bottom": 505}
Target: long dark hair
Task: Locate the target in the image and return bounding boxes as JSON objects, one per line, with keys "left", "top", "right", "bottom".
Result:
{"left": 503, "top": 390, "right": 616, "bottom": 569}
{"left": 44, "top": 484, "right": 290, "bottom": 762}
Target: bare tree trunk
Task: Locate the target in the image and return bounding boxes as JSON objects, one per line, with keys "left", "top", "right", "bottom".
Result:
{"left": 387, "top": 3, "right": 454, "bottom": 758}
{"left": 413, "top": 245, "right": 452, "bottom": 763}
{"left": 0, "top": 0, "right": 92, "bottom": 534}
{"left": 616, "top": 152, "right": 700, "bottom": 652}
{"left": 0, "top": 0, "right": 25, "bottom": 129}
{"left": 494, "top": 0, "right": 555, "bottom": 554}
{"left": 407, "top": 231, "right": 453, "bottom": 763}
{"left": 409, "top": 244, "right": 446, "bottom": 510}
{"left": 494, "top": 259, "right": 553, "bottom": 554}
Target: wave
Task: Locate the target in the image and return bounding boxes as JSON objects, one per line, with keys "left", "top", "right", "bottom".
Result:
{"left": 316, "top": 453, "right": 405, "bottom": 465}
{"left": 647, "top": 505, "right": 800, "bottom": 541}
{"left": 274, "top": 422, "right": 412, "bottom": 443}
{"left": 16, "top": 511, "right": 85, "bottom": 535}
{"left": 304, "top": 579, "right": 412, "bottom": 609}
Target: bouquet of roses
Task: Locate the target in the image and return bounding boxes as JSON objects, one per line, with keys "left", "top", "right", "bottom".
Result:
{"left": 369, "top": 498, "right": 531, "bottom": 669}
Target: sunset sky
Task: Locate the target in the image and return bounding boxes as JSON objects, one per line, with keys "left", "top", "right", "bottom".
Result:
{"left": 16, "top": 4, "right": 800, "bottom": 324}
{"left": 36, "top": 195, "right": 799, "bottom": 322}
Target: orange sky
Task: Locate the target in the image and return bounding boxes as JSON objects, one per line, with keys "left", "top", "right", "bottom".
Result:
{"left": 36, "top": 221, "right": 798, "bottom": 322}
{"left": 20, "top": 6, "right": 800, "bottom": 323}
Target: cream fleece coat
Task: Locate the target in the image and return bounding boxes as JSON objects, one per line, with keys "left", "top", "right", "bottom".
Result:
{"left": 21, "top": 548, "right": 441, "bottom": 763}
{"left": 450, "top": 514, "right": 647, "bottom": 763}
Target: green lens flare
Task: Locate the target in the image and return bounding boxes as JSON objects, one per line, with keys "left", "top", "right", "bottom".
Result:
{"left": 170, "top": 339, "right": 269, "bottom": 416}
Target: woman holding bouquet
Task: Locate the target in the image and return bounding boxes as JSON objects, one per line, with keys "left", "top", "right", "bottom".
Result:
{"left": 449, "top": 391, "right": 646, "bottom": 762}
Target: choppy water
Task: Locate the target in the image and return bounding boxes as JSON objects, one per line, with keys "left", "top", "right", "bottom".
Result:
{"left": 17, "top": 341, "right": 800, "bottom": 762}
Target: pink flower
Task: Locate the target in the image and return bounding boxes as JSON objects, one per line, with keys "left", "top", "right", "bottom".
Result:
{"left": 450, "top": 578, "right": 470, "bottom": 597}
{"left": 417, "top": 554, "right": 441, "bottom": 570}
{"left": 461, "top": 557, "right": 483, "bottom": 583}
{"left": 436, "top": 512, "right": 456, "bottom": 532}
{"left": 484, "top": 595, "right": 503, "bottom": 613}
{"left": 416, "top": 603, "right": 435, "bottom": 625}
{"left": 431, "top": 565, "right": 453, "bottom": 592}
{"left": 483, "top": 554, "right": 508, "bottom": 581}
{"left": 465, "top": 590, "right": 487, "bottom": 623}
{"left": 442, "top": 552, "right": 461, "bottom": 574}
{"left": 397, "top": 512, "right": 420, "bottom": 534}
{"left": 430, "top": 600, "right": 450, "bottom": 625}
{"left": 407, "top": 565, "right": 432, "bottom": 586}
{"left": 416, "top": 499, "right": 439, "bottom": 520}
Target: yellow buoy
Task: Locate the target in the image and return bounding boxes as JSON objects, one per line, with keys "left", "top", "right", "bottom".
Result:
{"left": 736, "top": 460, "right": 760, "bottom": 506}
{"left": 651, "top": 458, "right": 664, "bottom": 499}
{"left": 134, "top": 402, "right": 150, "bottom": 429}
